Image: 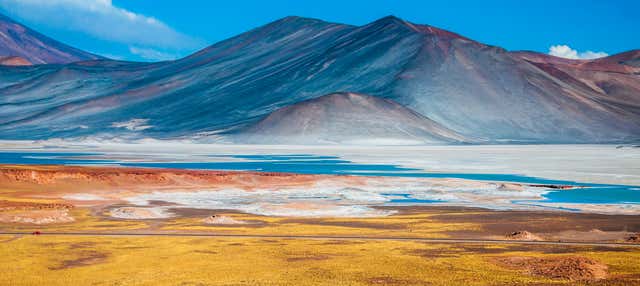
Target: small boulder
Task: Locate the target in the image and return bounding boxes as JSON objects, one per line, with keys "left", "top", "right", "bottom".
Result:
{"left": 625, "top": 233, "right": 639, "bottom": 243}
{"left": 505, "top": 231, "right": 542, "bottom": 241}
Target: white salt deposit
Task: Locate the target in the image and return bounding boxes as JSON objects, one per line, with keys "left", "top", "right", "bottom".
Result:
{"left": 110, "top": 207, "right": 172, "bottom": 219}
{"left": 63, "top": 194, "right": 107, "bottom": 201}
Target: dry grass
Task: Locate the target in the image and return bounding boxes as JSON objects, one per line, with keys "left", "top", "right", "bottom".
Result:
{"left": 1, "top": 165, "right": 639, "bottom": 284}
{"left": 158, "top": 212, "right": 480, "bottom": 238}
{"left": 1, "top": 235, "right": 639, "bottom": 286}
{"left": 0, "top": 201, "right": 480, "bottom": 239}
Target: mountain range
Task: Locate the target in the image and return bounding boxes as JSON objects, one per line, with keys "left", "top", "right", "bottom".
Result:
{"left": 0, "top": 14, "right": 638, "bottom": 144}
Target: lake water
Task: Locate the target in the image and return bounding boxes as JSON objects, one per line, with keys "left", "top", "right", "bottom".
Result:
{"left": 1, "top": 151, "right": 638, "bottom": 206}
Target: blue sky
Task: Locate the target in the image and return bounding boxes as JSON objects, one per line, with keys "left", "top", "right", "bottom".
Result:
{"left": 0, "top": 0, "right": 638, "bottom": 61}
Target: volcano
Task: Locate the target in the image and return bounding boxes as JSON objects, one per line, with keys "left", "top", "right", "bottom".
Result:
{"left": 0, "top": 15, "right": 638, "bottom": 144}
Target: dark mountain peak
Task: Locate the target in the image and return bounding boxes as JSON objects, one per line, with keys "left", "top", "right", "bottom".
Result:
{"left": 366, "top": 15, "right": 414, "bottom": 31}
{"left": 182, "top": 15, "right": 353, "bottom": 62}
{"left": 266, "top": 15, "right": 349, "bottom": 29}
{"left": 375, "top": 15, "right": 407, "bottom": 25}
{"left": 276, "top": 15, "right": 323, "bottom": 23}
{"left": 365, "top": 15, "right": 473, "bottom": 41}
{"left": 244, "top": 15, "right": 351, "bottom": 41}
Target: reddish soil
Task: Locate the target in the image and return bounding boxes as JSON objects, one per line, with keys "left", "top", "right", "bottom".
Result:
{"left": 0, "top": 200, "right": 73, "bottom": 211}
{"left": 493, "top": 256, "right": 608, "bottom": 281}
{"left": 386, "top": 206, "right": 640, "bottom": 240}
{"left": 2, "top": 165, "right": 639, "bottom": 244}
{"left": 0, "top": 165, "right": 332, "bottom": 189}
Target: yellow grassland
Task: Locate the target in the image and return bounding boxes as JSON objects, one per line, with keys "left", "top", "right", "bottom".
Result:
{"left": 1, "top": 234, "right": 639, "bottom": 286}
{"left": 0, "top": 203, "right": 481, "bottom": 238}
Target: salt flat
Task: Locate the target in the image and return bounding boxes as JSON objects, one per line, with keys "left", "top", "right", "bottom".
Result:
{"left": 2, "top": 141, "right": 636, "bottom": 186}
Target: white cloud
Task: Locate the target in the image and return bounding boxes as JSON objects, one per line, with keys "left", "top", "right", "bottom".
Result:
{"left": 578, "top": 50, "right": 609, "bottom": 59}
{"left": 129, "top": 46, "right": 180, "bottom": 61}
{"left": 549, "top": 44, "right": 608, "bottom": 60}
{"left": 0, "top": 0, "right": 204, "bottom": 51}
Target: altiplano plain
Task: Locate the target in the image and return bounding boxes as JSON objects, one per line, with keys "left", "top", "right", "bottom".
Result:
{"left": 1, "top": 144, "right": 640, "bottom": 285}
{"left": 0, "top": 2, "right": 639, "bottom": 285}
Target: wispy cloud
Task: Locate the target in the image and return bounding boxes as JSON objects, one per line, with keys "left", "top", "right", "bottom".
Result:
{"left": 0, "top": 0, "right": 204, "bottom": 60}
{"left": 548, "top": 44, "right": 608, "bottom": 60}
{"left": 129, "top": 46, "right": 180, "bottom": 61}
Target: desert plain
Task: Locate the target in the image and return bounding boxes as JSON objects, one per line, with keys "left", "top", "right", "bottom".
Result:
{"left": 0, "top": 143, "right": 639, "bottom": 285}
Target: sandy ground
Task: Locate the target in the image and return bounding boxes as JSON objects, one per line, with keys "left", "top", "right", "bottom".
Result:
{"left": 2, "top": 164, "right": 635, "bottom": 217}
{"left": 492, "top": 256, "right": 608, "bottom": 281}
{"left": 0, "top": 165, "right": 639, "bottom": 245}
{"left": 0, "top": 209, "right": 74, "bottom": 224}
{"left": 0, "top": 143, "right": 637, "bottom": 285}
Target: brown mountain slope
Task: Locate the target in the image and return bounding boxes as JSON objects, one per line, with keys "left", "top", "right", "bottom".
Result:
{"left": 236, "top": 92, "right": 468, "bottom": 145}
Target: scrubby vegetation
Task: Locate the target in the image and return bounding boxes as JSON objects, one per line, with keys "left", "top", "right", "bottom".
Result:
{"left": 1, "top": 235, "right": 639, "bottom": 285}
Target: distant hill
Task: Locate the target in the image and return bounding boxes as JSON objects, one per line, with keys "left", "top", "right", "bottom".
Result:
{"left": 0, "top": 13, "right": 103, "bottom": 64}
{"left": 236, "top": 92, "right": 467, "bottom": 145}
{"left": 0, "top": 15, "right": 638, "bottom": 144}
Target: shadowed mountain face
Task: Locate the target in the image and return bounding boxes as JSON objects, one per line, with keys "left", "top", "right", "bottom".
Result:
{"left": 236, "top": 92, "right": 467, "bottom": 144}
{"left": 0, "top": 13, "right": 103, "bottom": 64}
{"left": 0, "top": 15, "right": 638, "bottom": 143}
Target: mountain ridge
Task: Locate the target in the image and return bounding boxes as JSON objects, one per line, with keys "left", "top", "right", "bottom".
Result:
{"left": 0, "top": 14, "right": 637, "bottom": 144}
{"left": 0, "top": 13, "right": 104, "bottom": 64}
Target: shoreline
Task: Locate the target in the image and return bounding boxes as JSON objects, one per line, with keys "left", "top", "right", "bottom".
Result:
{"left": 1, "top": 163, "right": 638, "bottom": 216}
{"left": 1, "top": 143, "right": 639, "bottom": 186}
{"left": 0, "top": 164, "right": 638, "bottom": 246}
